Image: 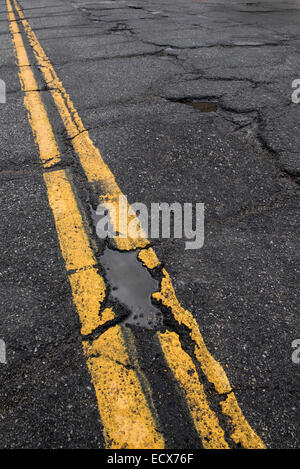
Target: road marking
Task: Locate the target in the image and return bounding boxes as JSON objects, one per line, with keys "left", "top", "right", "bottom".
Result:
{"left": 6, "top": 0, "right": 165, "bottom": 449}
{"left": 154, "top": 270, "right": 266, "bottom": 449}
{"left": 158, "top": 330, "right": 229, "bottom": 449}
{"left": 43, "top": 169, "right": 106, "bottom": 335}
{"left": 221, "top": 393, "right": 266, "bottom": 449}
{"left": 7, "top": 6, "right": 60, "bottom": 168}
{"left": 154, "top": 269, "right": 232, "bottom": 395}
{"left": 84, "top": 325, "right": 164, "bottom": 449}
{"left": 13, "top": 0, "right": 148, "bottom": 251}
{"left": 9, "top": 0, "right": 266, "bottom": 448}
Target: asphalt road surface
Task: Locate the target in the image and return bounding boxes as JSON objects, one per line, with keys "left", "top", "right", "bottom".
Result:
{"left": 0, "top": 0, "right": 299, "bottom": 449}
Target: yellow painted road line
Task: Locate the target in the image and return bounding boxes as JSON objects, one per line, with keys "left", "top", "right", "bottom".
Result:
{"left": 7, "top": 5, "right": 60, "bottom": 168}
{"left": 11, "top": 0, "right": 266, "bottom": 448}
{"left": 44, "top": 170, "right": 164, "bottom": 449}
{"left": 154, "top": 269, "right": 266, "bottom": 449}
{"left": 43, "top": 169, "right": 105, "bottom": 334}
{"left": 158, "top": 331, "right": 229, "bottom": 449}
{"left": 13, "top": 0, "right": 148, "bottom": 251}
{"left": 84, "top": 325, "right": 164, "bottom": 449}
{"left": 6, "top": 0, "right": 165, "bottom": 449}
{"left": 221, "top": 393, "right": 266, "bottom": 449}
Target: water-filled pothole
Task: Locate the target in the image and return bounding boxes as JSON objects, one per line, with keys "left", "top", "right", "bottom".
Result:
{"left": 100, "top": 249, "right": 163, "bottom": 329}
{"left": 90, "top": 205, "right": 162, "bottom": 329}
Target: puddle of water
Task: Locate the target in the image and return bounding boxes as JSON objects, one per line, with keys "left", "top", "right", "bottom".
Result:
{"left": 90, "top": 205, "right": 162, "bottom": 329}
{"left": 183, "top": 101, "right": 217, "bottom": 112}
{"left": 100, "top": 249, "right": 162, "bottom": 329}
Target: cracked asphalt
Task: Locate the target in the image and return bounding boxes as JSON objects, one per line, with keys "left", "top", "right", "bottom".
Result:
{"left": 0, "top": 0, "right": 299, "bottom": 449}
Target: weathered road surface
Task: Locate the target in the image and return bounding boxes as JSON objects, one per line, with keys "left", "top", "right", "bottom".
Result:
{"left": 0, "top": 0, "right": 299, "bottom": 449}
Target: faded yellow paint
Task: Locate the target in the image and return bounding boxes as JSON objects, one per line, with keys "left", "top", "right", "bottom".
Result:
{"left": 44, "top": 172, "right": 163, "bottom": 447}
{"left": 68, "top": 269, "right": 106, "bottom": 335}
{"left": 13, "top": 0, "right": 148, "bottom": 251}
{"left": 69, "top": 269, "right": 115, "bottom": 335}
{"left": 158, "top": 330, "right": 229, "bottom": 449}
{"left": 138, "top": 248, "right": 161, "bottom": 270}
{"left": 7, "top": 0, "right": 164, "bottom": 449}
{"left": 7, "top": 0, "right": 60, "bottom": 168}
{"left": 153, "top": 268, "right": 232, "bottom": 394}
{"left": 43, "top": 172, "right": 164, "bottom": 448}
{"left": 10, "top": 0, "right": 266, "bottom": 449}
{"left": 44, "top": 171, "right": 108, "bottom": 336}
{"left": 99, "top": 307, "right": 116, "bottom": 324}
{"left": 154, "top": 269, "right": 266, "bottom": 448}
{"left": 221, "top": 393, "right": 266, "bottom": 449}
{"left": 83, "top": 325, "right": 165, "bottom": 449}
{"left": 43, "top": 171, "right": 96, "bottom": 272}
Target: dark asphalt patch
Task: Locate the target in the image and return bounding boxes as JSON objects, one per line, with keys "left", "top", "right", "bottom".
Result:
{"left": 168, "top": 99, "right": 218, "bottom": 112}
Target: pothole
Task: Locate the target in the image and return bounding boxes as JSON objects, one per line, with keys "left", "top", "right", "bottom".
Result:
{"left": 100, "top": 249, "right": 163, "bottom": 329}
{"left": 91, "top": 203, "right": 163, "bottom": 329}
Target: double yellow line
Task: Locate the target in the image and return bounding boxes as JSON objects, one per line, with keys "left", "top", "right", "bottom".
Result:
{"left": 6, "top": 0, "right": 266, "bottom": 449}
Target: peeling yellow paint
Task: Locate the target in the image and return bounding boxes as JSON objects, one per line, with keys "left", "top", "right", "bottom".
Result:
{"left": 158, "top": 330, "right": 229, "bottom": 449}
{"left": 7, "top": 0, "right": 163, "bottom": 448}
{"left": 99, "top": 307, "right": 116, "bottom": 325}
{"left": 44, "top": 171, "right": 109, "bottom": 335}
{"left": 153, "top": 268, "right": 232, "bottom": 394}
{"left": 69, "top": 268, "right": 107, "bottom": 336}
{"left": 13, "top": 0, "right": 148, "bottom": 251}
{"left": 7, "top": 1, "right": 60, "bottom": 168}
{"left": 138, "top": 248, "right": 161, "bottom": 269}
{"left": 154, "top": 269, "right": 266, "bottom": 448}
{"left": 83, "top": 325, "right": 165, "bottom": 449}
{"left": 44, "top": 171, "right": 96, "bottom": 271}
{"left": 10, "top": 0, "right": 266, "bottom": 449}
{"left": 44, "top": 171, "right": 163, "bottom": 447}
{"left": 221, "top": 393, "right": 266, "bottom": 449}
